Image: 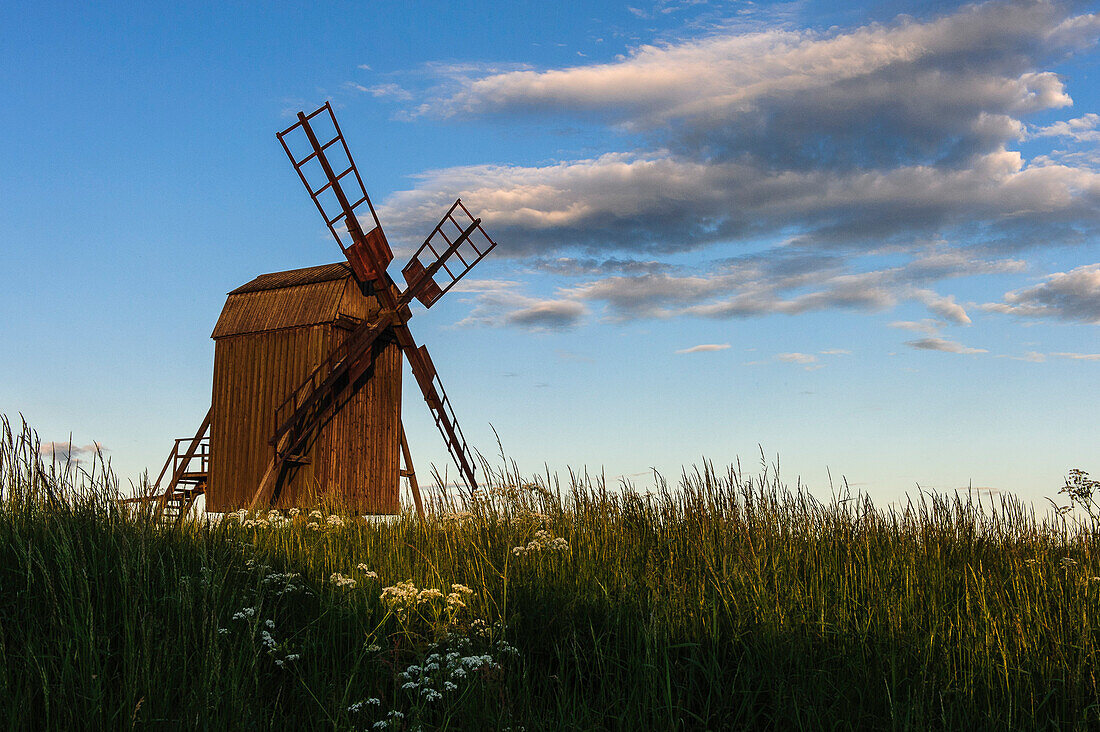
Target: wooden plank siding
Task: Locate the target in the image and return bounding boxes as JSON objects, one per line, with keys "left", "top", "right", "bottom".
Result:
{"left": 206, "top": 265, "right": 401, "bottom": 514}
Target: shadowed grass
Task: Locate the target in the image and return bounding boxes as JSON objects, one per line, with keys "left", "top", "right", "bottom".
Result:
{"left": 1, "top": 416, "right": 1098, "bottom": 730}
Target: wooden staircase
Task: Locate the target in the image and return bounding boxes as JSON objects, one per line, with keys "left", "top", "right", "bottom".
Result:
{"left": 123, "top": 409, "right": 211, "bottom": 521}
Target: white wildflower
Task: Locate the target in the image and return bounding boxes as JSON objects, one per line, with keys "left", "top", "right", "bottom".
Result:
{"left": 356, "top": 563, "right": 379, "bottom": 579}
{"left": 512, "top": 529, "right": 568, "bottom": 557}
{"left": 416, "top": 588, "right": 443, "bottom": 604}
{"left": 330, "top": 572, "right": 357, "bottom": 588}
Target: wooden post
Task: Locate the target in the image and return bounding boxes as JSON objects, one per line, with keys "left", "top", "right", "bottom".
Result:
{"left": 399, "top": 422, "right": 426, "bottom": 527}
{"left": 248, "top": 430, "right": 290, "bottom": 512}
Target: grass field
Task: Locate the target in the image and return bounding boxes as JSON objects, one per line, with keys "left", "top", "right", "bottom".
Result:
{"left": 1, "top": 417, "right": 1099, "bottom": 730}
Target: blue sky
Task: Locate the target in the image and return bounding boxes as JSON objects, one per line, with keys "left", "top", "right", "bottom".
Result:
{"left": 2, "top": 0, "right": 1098, "bottom": 505}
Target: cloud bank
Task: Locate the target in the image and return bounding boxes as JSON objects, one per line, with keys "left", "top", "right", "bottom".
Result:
{"left": 368, "top": 0, "right": 1100, "bottom": 332}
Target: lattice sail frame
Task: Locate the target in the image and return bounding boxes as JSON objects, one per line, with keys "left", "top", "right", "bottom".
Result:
{"left": 405, "top": 344, "right": 474, "bottom": 480}
{"left": 276, "top": 103, "right": 392, "bottom": 277}
{"left": 402, "top": 199, "right": 497, "bottom": 308}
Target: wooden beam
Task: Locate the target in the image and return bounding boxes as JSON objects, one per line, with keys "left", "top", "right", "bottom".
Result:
{"left": 399, "top": 421, "right": 426, "bottom": 527}
{"left": 248, "top": 430, "right": 291, "bottom": 512}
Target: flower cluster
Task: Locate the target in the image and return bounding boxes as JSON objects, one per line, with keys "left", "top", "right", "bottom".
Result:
{"left": 446, "top": 584, "right": 474, "bottom": 611}
{"left": 231, "top": 508, "right": 292, "bottom": 529}
{"left": 261, "top": 570, "right": 308, "bottom": 597}
{"left": 1062, "top": 469, "right": 1100, "bottom": 506}
{"left": 511, "top": 529, "right": 568, "bottom": 557}
{"left": 439, "top": 511, "right": 473, "bottom": 529}
{"left": 396, "top": 634, "right": 502, "bottom": 707}
{"left": 371, "top": 710, "right": 404, "bottom": 730}
{"left": 231, "top": 606, "right": 257, "bottom": 621}
{"left": 356, "top": 563, "right": 379, "bottom": 580}
{"left": 350, "top": 628, "right": 520, "bottom": 728}
{"left": 330, "top": 572, "right": 357, "bottom": 589}
{"left": 301, "top": 509, "right": 348, "bottom": 532}
{"left": 226, "top": 606, "right": 300, "bottom": 669}
{"left": 347, "top": 698, "right": 381, "bottom": 715}
{"left": 521, "top": 510, "right": 551, "bottom": 527}
{"left": 379, "top": 580, "right": 473, "bottom": 622}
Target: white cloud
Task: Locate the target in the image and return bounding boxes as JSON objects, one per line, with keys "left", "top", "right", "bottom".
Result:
{"left": 914, "top": 289, "right": 972, "bottom": 325}
{"left": 450, "top": 249, "right": 1028, "bottom": 328}
{"left": 38, "top": 441, "right": 106, "bottom": 465}
{"left": 890, "top": 319, "right": 943, "bottom": 335}
{"left": 998, "top": 350, "right": 1100, "bottom": 361}
{"left": 381, "top": 149, "right": 1100, "bottom": 258}
{"left": 433, "top": 0, "right": 1094, "bottom": 169}
{"left": 1052, "top": 351, "right": 1100, "bottom": 360}
{"left": 983, "top": 264, "right": 1100, "bottom": 323}
{"left": 777, "top": 352, "right": 817, "bottom": 364}
{"left": 675, "top": 343, "right": 730, "bottom": 354}
{"left": 345, "top": 82, "right": 413, "bottom": 100}
{"left": 1033, "top": 113, "right": 1100, "bottom": 142}
{"left": 905, "top": 336, "right": 987, "bottom": 354}
{"left": 505, "top": 299, "right": 588, "bottom": 329}
{"left": 452, "top": 279, "right": 587, "bottom": 330}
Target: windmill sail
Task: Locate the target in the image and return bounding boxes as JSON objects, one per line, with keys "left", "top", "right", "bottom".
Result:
{"left": 277, "top": 103, "right": 392, "bottom": 283}
{"left": 399, "top": 337, "right": 478, "bottom": 491}
{"left": 401, "top": 199, "right": 497, "bottom": 308}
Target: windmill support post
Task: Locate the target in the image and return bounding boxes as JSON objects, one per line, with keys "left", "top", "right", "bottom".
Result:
{"left": 399, "top": 422, "right": 426, "bottom": 527}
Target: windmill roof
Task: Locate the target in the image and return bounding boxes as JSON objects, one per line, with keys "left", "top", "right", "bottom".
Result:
{"left": 212, "top": 262, "right": 377, "bottom": 339}
{"left": 228, "top": 262, "right": 353, "bottom": 295}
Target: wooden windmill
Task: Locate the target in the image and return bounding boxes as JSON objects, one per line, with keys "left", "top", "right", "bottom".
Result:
{"left": 137, "top": 102, "right": 497, "bottom": 519}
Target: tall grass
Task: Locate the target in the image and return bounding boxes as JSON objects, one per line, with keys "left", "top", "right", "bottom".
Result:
{"left": 1, "top": 416, "right": 1098, "bottom": 730}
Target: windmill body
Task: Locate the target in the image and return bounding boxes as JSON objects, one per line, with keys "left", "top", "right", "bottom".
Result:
{"left": 131, "top": 102, "right": 499, "bottom": 520}
{"left": 207, "top": 263, "right": 401, "bottom": 514}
